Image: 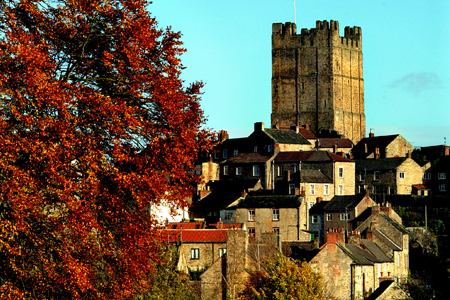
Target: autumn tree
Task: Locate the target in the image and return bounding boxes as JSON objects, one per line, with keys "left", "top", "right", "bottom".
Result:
{"left": 0, "top": 0, "right": 212, "bottom": 298}
{"left": 240, "top": 254, "right": 324, "bottom": 300}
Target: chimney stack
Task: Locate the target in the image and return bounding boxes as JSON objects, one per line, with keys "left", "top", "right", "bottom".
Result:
{"left": 369, "top": 129, "right": 374, "bottom": 138}
{"left": 254, "top": 122, "right": 264, "bottom": 132}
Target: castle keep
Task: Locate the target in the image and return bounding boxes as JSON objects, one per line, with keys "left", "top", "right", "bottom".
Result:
{"left": 271, "top": 20, "right": 365, "bottom": 144}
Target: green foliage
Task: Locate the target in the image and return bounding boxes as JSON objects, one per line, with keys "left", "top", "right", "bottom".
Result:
{"left": 240, "top": 254, "right": 323, "bottom": 300}
{"left": 136, "top": 245, "right": 200, "bottom": 300}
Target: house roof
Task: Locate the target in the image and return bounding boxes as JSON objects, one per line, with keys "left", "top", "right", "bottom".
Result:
{"left": 365, "top": 280, "right": 396, "bottom": 300}
{"left": 299, "top": 127, "right": 317, "bottom": 139}
{"left": 309, "top": 200, "right": 330, "bottom": 214}
{"left": 167, "top": 222, "right": 204, "bottom": 230}
{"left": 352, "top": 135, "right": 399, "bottom": 157}
{"left": 301, "top": 169, "right": 332, "bottom": 183}
{"left": 361, "top": 239, "right": 393, "bottom": 262}
{"left": 354, "top": 157, "right": 408, "bottom": 172}
{"left": 264, "top": 128, "right": 311, "bottom": 145}
{"left": 338, "top": 240, "right": 392, "bottom": 265}
{"left": 274, "top": 151, "right": 353, "bottom": 163}
{"left": 225, "top": 153, "right": 273, "bottom": 164}
{"left": 318, "top": 138, "right": 354, "bottom": 148}
{"left": 379, "top": 212, "right": 409, "bottom": 234}
{"left": 324, "top": 195, "right": 370, "bottom": 211}
{"left": 238, "top": 194, "right": 303, "bottom": 208}
{"left": 206, "top": 223, "right": 243, "bottom": 229}
{"left": 373, "top": 228, "right": 402, "bottom": 251}
{"left": 161, "top": 229, "right": 228, "bottom": 243}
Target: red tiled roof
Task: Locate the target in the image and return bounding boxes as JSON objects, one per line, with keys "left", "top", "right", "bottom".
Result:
{"left": 275, "top": 151, "right": 352, "bottom": 162}
{"left": 160, "top": 229, "right": 228, "bottom": 243}
{"left": 299, "top": 127, "right": 317, "bottom": 139}
{"left": 167, "top": 222, "right": 203, "bottom": 229}
{"left": 413, "top": 184, "right": 428, "bottom": 189}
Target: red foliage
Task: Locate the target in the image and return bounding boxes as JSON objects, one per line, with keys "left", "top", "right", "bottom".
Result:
{"left": 0, "top": 0, "right": 213, "bottom": 298}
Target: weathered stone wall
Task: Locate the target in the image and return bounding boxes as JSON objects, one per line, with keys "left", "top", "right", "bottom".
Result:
{"left": 180, "top": 241, "right": 226, "bottom": 272}
{"left": 271, "top": 20, "right": 365, "bottom": 144}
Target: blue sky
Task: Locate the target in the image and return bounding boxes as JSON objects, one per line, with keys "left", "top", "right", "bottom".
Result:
{"left": 151, "top": 0, "right": 450, "bottom": 147}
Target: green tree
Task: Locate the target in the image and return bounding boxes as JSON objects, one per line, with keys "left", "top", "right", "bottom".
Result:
{"left": 240, "top": 254, "right": 323, "bottom": 300}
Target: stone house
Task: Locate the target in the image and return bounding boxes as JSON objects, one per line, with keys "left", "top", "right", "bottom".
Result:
{"left": 423, "top": 155, "right": 450, "bottom": 196}
{"left": 309, "top": 200, "right": 329, "bottom": 245}
{"left": 418, "top": 144, "right": 450, "bottom": 162}
{"left": 273, "top": 150, "right": 355, "bottom": 207}
{"left": 322, "top": 192, "right": 376, "bottom": 240}
{"left": 351, "top": 130, "right": 414, "bottom": 160}
{"left": 226, "top": 194, "right": 311, "bottom": 243}
{"left": 355, "top": 153, "right": 424, "bottom": 199}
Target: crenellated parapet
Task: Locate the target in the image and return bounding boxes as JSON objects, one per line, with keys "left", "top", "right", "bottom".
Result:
{"left": 272, "top": 20, "right": 362, "bottom": 50}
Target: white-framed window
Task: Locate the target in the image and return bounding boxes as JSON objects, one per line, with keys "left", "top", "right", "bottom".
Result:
{"left": 248, "top": 227, "right": 255, "bottom": 237}
{"left": 289, "top": 184, "right": 295, "bottom": 195}
{"left": 273, "top": 227, "right": 279, "bottom": 234}
{"left": 223, "top": 149, "right": 228, "bottom": 159}
{"left": 312, "top": 215, "right": 318, "bottom": 224}
{"left": 310, "top": 184, "right": 315, "bottom": 195}
{"left": 428, "top": 173, "right": 431, "bottom": 179}
{"left": 439, "top": 184, "right": 446, "bottom": 192}
{"left": 339, "top": 167, "right": 344, "bottom": 178}
{"left": 253, "top": 165, "right": 259, "bottom": 176}
{"left": 373, "top": 185, "right": 381, "bottom": 194}
{"left": 338, "top": 185, "right": 344, "bottom": 195}
{"left": 253, "top": 146, "right": 258, "bottom": 153}
{"left": 423, "top": 173, "right": 427, "bottom": 179}
{"left": 326, "top": 213, "right": 332, "bottom": 221}
{"left": 340, "top": 213, "right": 351, "bottom": 220}
{"left": 309, "top": 201, "right": 315, "bottom": 209}
{"left": 268, "top": 145, "right": 273, "bottom": 152}
{"left": 374, "top": 171, "right": 380, "bottom": 181}
{"left": 233, "top": 149, "right": 239, "bottom": 156}
{"left": 191, "top": 248, "right": 199, "bottom": 259}
{"left": 399, "top": 172, "right": 405, "bottom": 179}
{"left": 248, "top": 209, "right": 255, "bottom": 221}
{"left": 236, "top": 167, "right": 242, "bottom": 176}
{"left": 438, "top": 173, "right": 446, "bottom": 180}
{"left": 324, "top": 184, "right": 329, "bottom": 195}
{"left": 219, "top": 248, "right": 227, "bottom": 257}
{"left": 223, "top": 165, "right": 228, "bottom": 175}
{"left": 360, "top": 171, "right": 365, "bottom": 181}
{"left": 293, "top": 165, "right": 298, "bottom": 173}
{"left": 277, "top": 166, "right": 283, "bottom": 176}
{"left": 272, "top": 208, "right": 279, "bottom": 221}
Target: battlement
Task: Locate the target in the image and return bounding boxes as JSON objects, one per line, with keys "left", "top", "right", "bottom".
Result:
{"left": 273, "top": 20, "right": 362, "bottom": 49}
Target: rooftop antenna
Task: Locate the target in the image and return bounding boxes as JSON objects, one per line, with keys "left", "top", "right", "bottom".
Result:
{"left": 445, "top": 137, "right": 447, "bottom": 145}
{"left": 293, "top": 0, "right": 296, "bottom": 25}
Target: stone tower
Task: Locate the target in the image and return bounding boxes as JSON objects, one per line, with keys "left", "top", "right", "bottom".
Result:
{"left": 271, "top": 20, "right": 365, "bottom": 144}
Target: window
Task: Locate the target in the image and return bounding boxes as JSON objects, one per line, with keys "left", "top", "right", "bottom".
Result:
{"left": 326, "top": 213, "right": 332, "bottom": 221}
{"left": 293, "top": 165, "right": 298, "bottom": 173}
{"left": 324, "top": 184, "right": 329, "bottom": 195}
{"left": 191, "top": 248, "right": 199, "bottom": 260}
{"left": 309, "top": 201, "right": 315, "bottom": 209}
{"left": 223, "top": 149, "right": 228, "bottom": 159}
{"left": 195, "top": 164, "right": 202, "bottom": 175}
{"left": 219, "top": 248, "right": 227, "bottom": 257}
{"left": 223, "top": 165, "right": 228, "bottom": 175}
{"left": 253, "top": 146, "right": 258, "bottom": 153}
{"left": 438, "top": 173, "right": 446, "bottom": 180}
{"left": 312, "top": 215, "right": 318, "bottom": 224}
{"left": 439, "top": 184, "right": 446, "bottom": 192}
{"left": 374, "top": 171, "right": 380, "bottom": 181}
{"left": 310, "top": 184, "right": 315, "bottom": 195}
{"left": 360, "top": 171, "right": 365, "bottom": 181}
{"left": 248, "top": 227, "right": 255, "bottom": 237}
{"left": 233, "top": 149, "right": 239, "bottom": 156}
{"left": 399, "top": 172, "right": 405, "bottom": 179}
{"left": 268, "top": 145, "right": 273, "bottom": 152}
{"left": 236, "top": 167, "right": 242, "bottom": 175}
{"left": 389, "top": 186, "right": 395, "bottom": 195}
{"left": 272, "top": 208, "right": 279, "bottom": 221}
{"left": 273, "top": 227, "right": 279, "bottom": 234}
{"left": 359, "top": 185, "right": 365, "bottom": 194}
{"left": 373, "top": 185, "right": 381, "bottom": 194}
{"left": 338, "top": 185, "right": 344, "bottom": 195}
{"left": 340, "top": 213, "right": 351, "bottom": 220}
{"left": 423, "top": 173, "right": 427, "bottom": 179}
{"left": 248, "top": 209, "right": 255, "bottom": 221}
{"left": 427, "top": 173, "right": 431, "bottom": 180}
{"left": 277, "top": 166, "right": 283, "bottom": 176}
{"left": 339, "top": 167, "right": 344, "bottom": 178}
{"left": 253, "top": 165, "right": 259, "bottom": 176}
{"left": 289, "top": 184, "right": 295, "bottom": 195}
{"left": 224, "top": 211, "right": 233, "bottom": 220}
{"left": 214, "top": 152, "right": 219, "bottom": 159}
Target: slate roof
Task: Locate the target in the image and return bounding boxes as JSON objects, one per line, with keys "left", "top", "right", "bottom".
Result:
{"left": 379, "top": 212, "right": 408, "bottom": 234}
{"left": 324, "top": 195, "right": 370, "bottom": 211}
{"left": 361, "top": 239, "right": 393, "bottom": 262}
{"left": 264, "top": 128, "right": 311, "bottom": 145}
{"left": 354, "top": 157, "right": 407, "bottom": 172}
{"left": 338, "top": 240, "right": 392, "bottom": 265}
{"left": 238, "top": 195, "right": 302, "bottom": 208}
{"left": 309, "top": 200, "right": 330, "bottom": 214}
{"left": 352, "top": 135, "right": 399, "bottom": 157}
{"left": 301, "top": 169, "right": 332, "bottom": 183}
{"left": 275, "top": 151, "right": 353, "bottom": 163}
{"left": 318, "top": 138, "right": 354, "bottom": 148}
{"left": 161, "top": 229, "right": 228, "bottom": 243}
{"left": 225, "top": 153, "right": 273, "bottom": 164}
{"left": 365, "top": 280, "right": 395, "bottom": 300}
{"left": 373, "top": 228, "right": 402, "bottom": 251}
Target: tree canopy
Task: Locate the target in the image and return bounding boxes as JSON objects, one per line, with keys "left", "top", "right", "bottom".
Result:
{"left": 240, "top": 254, "right": 324, "bottom": 300}
{"left": 0, "top": 0, "right": 212, "bottom": 298}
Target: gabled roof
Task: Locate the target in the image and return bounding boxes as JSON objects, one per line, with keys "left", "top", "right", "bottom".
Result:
{"left": 238, "top": 194, "right": 302, "bottom": 208}
{"left": 161, "top": 229, "right": 228, "bottom": 243}
{"left": 324, "top": 195, "right": 370, "bottom": 211}
{"left": 338, "top": 240, "right": 392, "bottom": 265}
{"left": 309, "top": 200, "right": 330, "bottom": 214}
{"left": 361, "top": 239, "right": 393, "bottom": 262}
{"left": 301, "top": 169, "right": 332, "bottom": 183}
{"left": 264, "top": 128, "right": 311, "bottom": 145}
{"left": 352, "top": 135, "right": 399, "bottom": 154}
{"left": 318, "top": 138, "right": 354, "bottom": 148}
{"left": 225, "top": 153, "right": 274, "bottom": 164}
{"left": 379, "top": 212, "right": 408, "bottom": 234}
{"left": 299, "top": 127, "right": 317, "bottom": 139}
{"left": 275, "top": 151, "right": 353, "bottom": 163}
{"left": 355, "top": 157, "right": 408, "bottom": 171}
{"left": 373, "top": 228, "right": 402, "bottom": 251}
